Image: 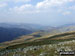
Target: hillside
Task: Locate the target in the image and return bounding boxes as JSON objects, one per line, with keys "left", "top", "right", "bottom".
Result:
{"left": 0, "top": 23, "right": 55, "bottom": 43}
{"left": 0, "top": 23, "right": 50, "bottom": 31}
{"left": 57, "top": 23, "right": 75, "bottom": 32}
{"left": 0, "top": 23, "right": 75, "bottom": 43}
{"left": 0, "top": 23, "right": 75, "bottom": 47}
{"left": 0, "top": 31, "right": 75, "bottom": 56}
{"left": 0, "top": 27, "right": 33, "bottom": 43}
{"left": 0, "top": 31, "right": 75, "bottom": 49}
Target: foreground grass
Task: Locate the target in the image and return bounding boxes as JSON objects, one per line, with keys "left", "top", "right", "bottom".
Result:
{"left": 0, "top": 40, "right": 75, "bottom": 56}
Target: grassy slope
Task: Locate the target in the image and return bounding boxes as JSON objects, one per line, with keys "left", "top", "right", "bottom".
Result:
{"left": 2, "top": 31, "right": 75, "bottom": 50}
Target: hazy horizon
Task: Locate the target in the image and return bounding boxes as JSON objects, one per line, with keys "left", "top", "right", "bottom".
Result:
{"left": 0, "top": 22, "right": 75, "bottom": 27}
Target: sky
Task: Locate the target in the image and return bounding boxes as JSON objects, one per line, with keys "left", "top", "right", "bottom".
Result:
{"left": 0, "top": 0, "right": 75, "bottom": 26}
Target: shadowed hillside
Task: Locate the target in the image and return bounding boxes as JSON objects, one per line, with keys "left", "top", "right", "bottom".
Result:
{"left": 0, "top": 27, "right": 33, "bottom": 43}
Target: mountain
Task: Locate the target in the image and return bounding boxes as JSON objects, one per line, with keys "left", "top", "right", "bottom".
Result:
{"left": 0, "top": 31, "right": 75, "bottom": 56}
{"left": 0, "top": 23, "right": 75, "bottom": 43}
{"left": 57, "top": 23, "right": 75, "bottom": 32}
{"left": 0, "top": 23, "right": 47, "bottom": 31}
{"left": 8, "top": 23, "right": 75, "bottom": 45}
{"left": 0, "top": 31, "right": 75, "bottom": 49}
{"left": 0, "top": 23, "right": 75, "bottom": 56}
{"left": 0, "top": 23, "right": 55, "bottom": 43}
{"left": 0, "top": 27, "right": 33, "bottom": 43}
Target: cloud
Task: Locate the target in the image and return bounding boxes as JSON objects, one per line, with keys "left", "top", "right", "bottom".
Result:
{"left": 36, "top": 0, "right": 74, "bottom": 9}
{"left": 15, "top": 0, "right": 31, "bottom": 2}
{"left": 1, "top": 0, "right": 31, "bottom": 2}
{"left": 68, "top": 5, "right": 75, "bottom": 10}
{"left": 0, "top": 0, "right": 74, "bottom": 25}
{"left": 0, "top": 3, "right": 7, "bottom": 8}
{"left": 9, "top": 4, "right": 39, "bottom": 14}
{"left": 9, "top": 4, "right": 32, "bottom": 11}
{"left": 12, "top": 0, "right": 31, "bottom": 3}
{"left": 62, "top": 11, "right": 71, "bottom": 15}
{"left": 1, "top": 0, "right": 74, "bottom": 15}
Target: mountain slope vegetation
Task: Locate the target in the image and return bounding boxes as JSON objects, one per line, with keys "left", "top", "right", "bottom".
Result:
{"left": 0, "top": 31, "right": 75, "bottom": 56}
{"left": 0, "top": 31, "right": 75, "bottom": 50}
{"left": 0, "top": 27, "right": 33, "bottom": 43}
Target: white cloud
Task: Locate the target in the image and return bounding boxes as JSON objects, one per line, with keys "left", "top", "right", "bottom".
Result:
{"left": 9, "top": 4, "right": 32, "bottom": 11}
{"left": 0, "top": 0, "right": 31, "bottom": 3}
{"left": 68, "top": 6, "right": 75, "bottom": 10}
{"left": 36, "top": 0, "right": 74, "bottom": 9}
{"left": 9, "top": 4, "right": 38, "bottom": 14}
{"left": 6, "top": 0, "right": 75, "bottom": 15}
{"left": 13, "top": 0, "right": 31, "bottom": 3}
{"left": 0, "top": 3, "right": 7, "bottom": 8}
{"left": 69, "top": 0, "right": 75, "bottom": 2}
{"left": 62, "top": 11, "right": 71, "bottom": 15}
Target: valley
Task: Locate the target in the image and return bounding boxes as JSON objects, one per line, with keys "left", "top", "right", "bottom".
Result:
{"left": 0, "top": 23, "right": 75, "bottom": 56}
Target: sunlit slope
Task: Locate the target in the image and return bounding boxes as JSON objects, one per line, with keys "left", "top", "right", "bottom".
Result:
{"left": 0, "top": 31, "right": 47, "bottom": 48}
{"left": 2, "top": 31, "right": 75, "bottom": 50}
{"left": 0, "top": 30, "right": 61, "bottom": 47}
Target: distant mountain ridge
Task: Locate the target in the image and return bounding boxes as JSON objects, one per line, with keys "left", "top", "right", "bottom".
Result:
{"left": 0, "top": 23, "right": 47, "bottom": 31}
{"left": 57, "top": 23, "right": 75, "bottom": 32}
{"left": 0, "top": 23, "right": 52, "bottom": 43}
